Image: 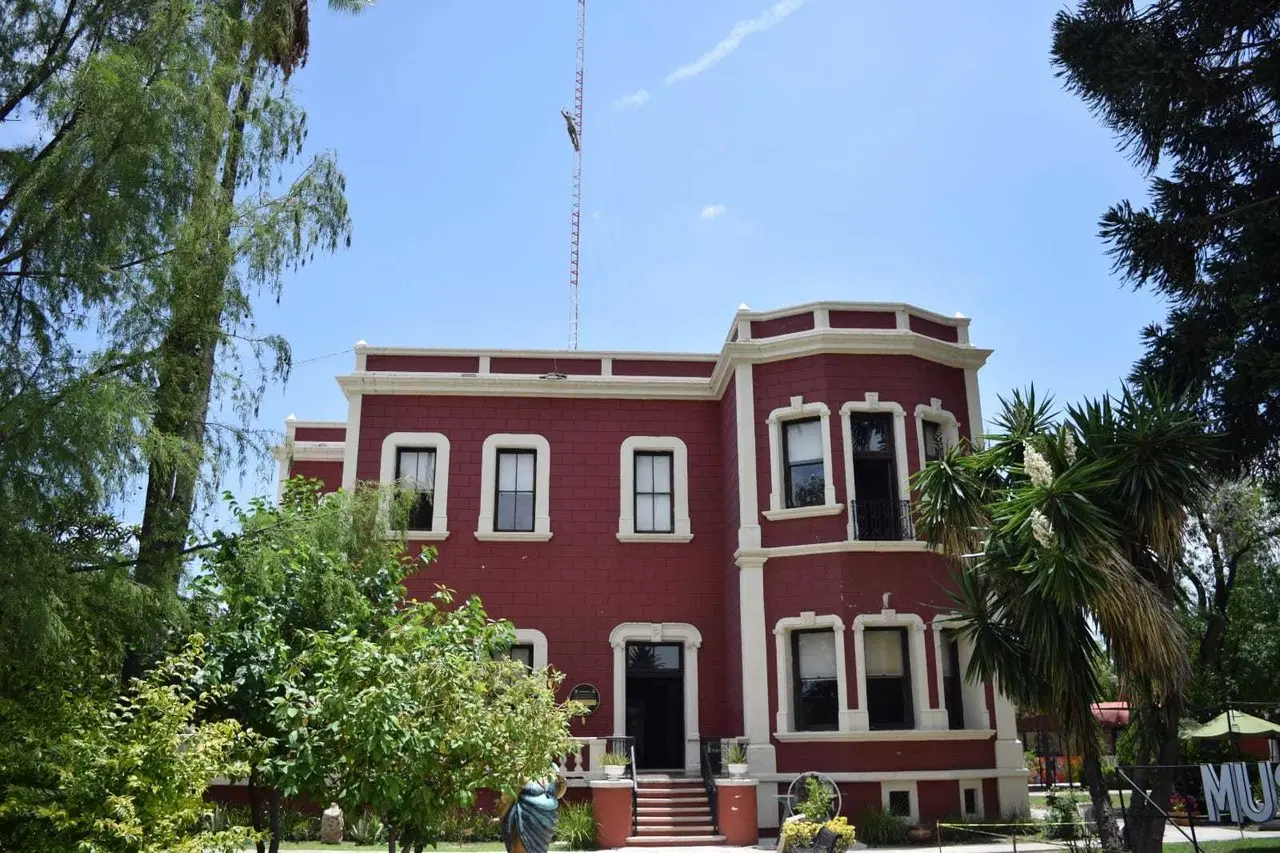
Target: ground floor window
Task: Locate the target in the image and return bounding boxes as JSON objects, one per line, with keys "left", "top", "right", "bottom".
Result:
{"left": 865, "top": 627, "right": 913, "bottom": 729}
{"left": 791, "top": 629, "right": 839, "bottom": 731}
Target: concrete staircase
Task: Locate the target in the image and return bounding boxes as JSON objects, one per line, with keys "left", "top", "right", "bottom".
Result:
{"left": 625, "top": 776, "right": 725, "bottom": 847}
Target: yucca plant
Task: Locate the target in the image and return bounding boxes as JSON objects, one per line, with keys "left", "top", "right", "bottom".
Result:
{"left": 915, "top": 383, "right": 1215, "bottom": 853}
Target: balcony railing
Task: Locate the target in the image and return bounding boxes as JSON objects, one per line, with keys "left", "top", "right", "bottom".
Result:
{"left": 850, "top": 499, "right": 915, "bottom": 541}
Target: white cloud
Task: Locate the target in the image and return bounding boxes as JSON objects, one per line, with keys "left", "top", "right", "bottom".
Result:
{"left": 666, "top": 0, "right": 808, "bottom": 84}
{"left": 613, "top": 89, "right": 651, "bottom": 109}
{"left": 700, "top": 204, "right": 727, "bottom": 219}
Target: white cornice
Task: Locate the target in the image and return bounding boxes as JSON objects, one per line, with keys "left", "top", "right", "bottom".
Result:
{"left": 288, "top": 419, "right": 346, "bottom": 430}
{"left": 362, "top": 345, "right": 719, "bottom": 362}
{"left": 736, "top": 300, "right": 970, "bottom": 328}
{"left": 772, "top": 729, "right": 995, "bottom": 742}
{"left": 271, "top": 441, "right": 345, "bottom": 462}
{"left": 735, "top": 540, "right": 934, "bottom": 561}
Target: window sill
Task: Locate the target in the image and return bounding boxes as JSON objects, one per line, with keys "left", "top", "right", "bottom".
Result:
{"left": 774, "top": 728, "right": 995, "bottom": 742}
{"left": 763, "top": 503, "right": 844, "bottom": 521}
{"left": 474, "top": 531, "right": 553, "bottom": 542}
{"left": 616, "top": 532, "right": 695, "bottom": 543}
{"left": 404, "top": 530, "right": 450, "bottom": 542}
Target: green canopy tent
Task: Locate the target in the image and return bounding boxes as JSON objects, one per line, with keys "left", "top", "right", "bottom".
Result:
{"left": 1184, "top": 710, "right": 1280, "bottom": 740}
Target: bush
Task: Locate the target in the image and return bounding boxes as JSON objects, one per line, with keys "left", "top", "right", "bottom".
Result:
{"left": 855, "top": 808, "right": 909, "bottom": 846}
{"left": 437, "top": 806, "right": 501, "bottom": 843}
{"left": 281, "top": 808, "right": 318, "bottom": 842}
{"left": 554, "top": 801, "right": 596, "bottom": 850}
{"left": 348, "top": 812, "right": 387, "bottom": 845}
{"left": 780, "top": 816, "right": 857, "bottom": 852}
{"left": 1044, "top": 792, "right": 1084, "bottom": 840}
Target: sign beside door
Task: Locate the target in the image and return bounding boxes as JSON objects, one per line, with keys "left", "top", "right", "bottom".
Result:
{"left": 569, "top": 683, "right": 601, "bottom": 715}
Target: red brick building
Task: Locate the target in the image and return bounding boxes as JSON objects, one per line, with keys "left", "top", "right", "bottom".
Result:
{"left": 278, "top": 301, "right": 1030, "bottom": 831}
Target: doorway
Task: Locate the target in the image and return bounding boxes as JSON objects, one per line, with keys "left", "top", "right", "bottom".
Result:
{"left": 625, "top": 642, "right": 685, "bottom": 771}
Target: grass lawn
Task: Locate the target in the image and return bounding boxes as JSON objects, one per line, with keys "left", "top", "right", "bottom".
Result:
{"left": 1166, "top": 841, "right": 1280, "bottom": 853}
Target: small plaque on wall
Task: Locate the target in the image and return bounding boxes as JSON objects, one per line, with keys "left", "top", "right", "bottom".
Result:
{"left": 569, "top": 683, "right": 601, "bottom": 715}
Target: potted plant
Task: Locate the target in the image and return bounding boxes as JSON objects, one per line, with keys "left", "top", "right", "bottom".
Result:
{"left": 907, "top": 824, "right": 933, "bottom": 843}
{"left": 724, "top": 741, "right": 749, "bottom": 778}
{"left": 601, "top": 750, "right": 630, "bottom": 779}
{"left": 1169, "top": 792, "right": 1199, "bottom": 826}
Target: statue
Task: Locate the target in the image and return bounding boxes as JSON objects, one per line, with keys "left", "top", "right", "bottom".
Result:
{"left": 561, "top": 110, "right": 580, "bottom": 153}
{"left": 498, "top": 767, "right": 568, "bottom": 853}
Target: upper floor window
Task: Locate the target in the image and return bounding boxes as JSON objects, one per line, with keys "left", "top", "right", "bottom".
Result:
{"left": 379, "top": 432, "right": 451, "bottom": 541}
{"left": 617, "top": 437, "right": 693, "bottom": 542}
{"left": 395, "top": 448, "right": 436, "bottom": 531}
{"left": 915, "top": 400, "right": 960, "bottom": 471}
{"left": 635, "top": 451, "right": 674, "bottom": 533}
{"left": 849, "top": 413, "right": 904, "bottom": 540}
{"left": 941, "top": 629, "right": 965, "bottom": 730}
{"left": 783, "top": 418, "right": 825, "bottom": 508}
{"left": 477, "top": 434, "right": 551, "bottom": 541}
{"left": 766, "top": 398, "right": 840, "bottom": 521}
{"left": 792, "top": 629, "right": 839, "bottom": 731}
{"left": 923, "top": 421, "right": 945, "bottom": 463}
{"left": 865, "top": 627, "right": 913, "bottom": 730}
{"left": 496, "top": 449, "right": 536, "bottom": 532}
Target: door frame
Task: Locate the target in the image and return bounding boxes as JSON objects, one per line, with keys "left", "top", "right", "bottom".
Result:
{"left": 610, "top": 622, "right": 701, "bottom": 774}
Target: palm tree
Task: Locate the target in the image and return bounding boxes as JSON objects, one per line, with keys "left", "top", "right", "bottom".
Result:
{"left": 915, "top": 385, "right": 1213, "bottom": 853}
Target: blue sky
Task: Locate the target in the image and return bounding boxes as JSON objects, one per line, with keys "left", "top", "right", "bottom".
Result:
{"left": 244, "top": 0, "right": 1164, "bottom": 498}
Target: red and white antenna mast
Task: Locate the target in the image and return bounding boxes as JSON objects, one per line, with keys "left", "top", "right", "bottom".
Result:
{"left": 566, "top": 0, "right": 586, "bottom": 350}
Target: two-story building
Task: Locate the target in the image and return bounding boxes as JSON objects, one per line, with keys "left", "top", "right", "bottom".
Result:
{"left": 277, "top": 301, "right": 1029, "bottom": 836}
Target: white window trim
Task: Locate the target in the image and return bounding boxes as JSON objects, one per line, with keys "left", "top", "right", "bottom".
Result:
{"left": 881, "top": 780, "right": 920, "bottom": 824}
{"left": 931, "top": 614, "right": 989, "bottom": 733}
{"left": 379, "top": 432, "right": 451, "bottom": 541}
{"left": 840, "top": 395, "right": 912, "bottom": 541}
{"left": 514, "top": 628, "right": 549, "bottom": 670}
{"left": 773, "top": 612, "right": 854, "bottom": 735}
{"left": 914, "top": 399, "right": 961, "bottom": 470}
{"left": 765, "top": 396, "right": 841, "bottom": 521}
{"left": 477, "top": 434, "right": 552, "bottom": 541}
{"left": 610, "top": 622, "right": 702, "bottom": 773}
{"left": 617, "top": 436, "right": 693, "bottom": 542}
{"left": 851, "top": 609, "right": 946, "bottom": 732}
{"left": 959, "top": 778, "right": 985, "bottom": 819}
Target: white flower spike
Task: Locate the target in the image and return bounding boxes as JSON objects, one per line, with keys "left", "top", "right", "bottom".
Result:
{"left": 1031, "top": 509, "right": 1056, "bottom": 549}
{"left": 1023, "top": 442, "right": 1054, "bottom": 488}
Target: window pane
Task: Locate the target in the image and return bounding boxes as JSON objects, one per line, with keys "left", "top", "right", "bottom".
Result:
{"left": 397, "top": 449, "right": 436, "bottom": 488}
{"left": 888, "top": 790, "right": 911, "bottom": 818}
{"left": 652, "top": 454, "right": 672, "bottom": 491}
{"left": 515, "top": 452, "right": 535, "bottom": 490}
{"left": 635, "top": 495, "right": 655, "bottom": 532}
{"left": 496, "top": 492, "right": 517, "bottom": 530}
{"left": 865, "top": 629, "right": 904, "bottom": 676}
{"left": 498, "top": 452, "right": 518, "bottom": 491}
{"left": 850, "top": 415, "right": 892, "bottom": 454}
{"left": 868, "top": 677, "right": 909, "bottom": 727}
{"left": 510, "top": 645, "right": 534, "bottom": 669}
{"left": 785, "top": 418, "right": 823, "bottom": 462}
{"left": 796, "top": 677, "right": 838, "bottom": 731}
{"left": 651, "top": 494, "right": 673, "bottom": 532}
{"left": 636, "top": 454, "right": 653, "bottom": 491}
{"left": 407, "top": 492, "right": 433, "bottom": 531}
{"left": 796, "top": 631, "right": 837, "bottom": 679}
{"left": 787, "top": 461, "right": 826, "bottom": 508}
{"left": 963, "top": 788, "right": 978, "bottom": 815}
{"left": 513, "top": 493, "right": 534, "bottom": 531}
{"left": 923, "top": 421, "right": 944, "bottom": 462}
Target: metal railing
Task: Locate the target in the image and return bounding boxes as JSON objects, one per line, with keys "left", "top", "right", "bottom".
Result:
{"left": 698, "top": 738, "right": 724, "bottom": 835}
{"left": 851, "top": 499, "right": 914, "bottom": 541}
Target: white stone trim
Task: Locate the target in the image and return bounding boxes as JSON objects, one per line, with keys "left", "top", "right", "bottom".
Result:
{"left": 914, "top": 400, "right": 961, "bottom": 470}
{"left": 773, "top": 729, "right": 995, "bottom": 742}
{"left": 766, "top": 398, "right": 838, "bottom": 515}
{"left": 735, "top": 366, "right": 762, "bottom": 550}
{"left": 276, "top": 441, "right": 345, "bottom": 463}
{"left": 840, "top": 396, "right": 912, "bottom": 541}
{"left": 340, "top": 394, "right": 363, "bottom": 491}
{"left": 735, "top": 540, "right": 931, "bottom": 561}
{"left": 881, "top": 780, "right": 919, "bottom": 823}
{"left": 514, "top": 628, "right": 549, "bottom": 669}
{"left": 851, "top": 609, "right": 944, "bottom": 731}
{"left": 992, "top": 678, "right": 1031, "bottom": 815}
{"left": 477, "top": 433, "right": 552, "bottom": 540}
{"left": 380, "top": 432, "right": 452, "bottom": 540}
{"left": 964, "top": 368, "right": 984, "bottom": 448}
{"left": 931, "top": 614, "right": 989, "bottom": 733}
{"left": 764, "top": 768, "right": 1029, "bottom": 784}
{"left": 609, "top": 622, "right": 702, "bottom": 773}
{"left": 773, "top": 612, "right": 852, "bottom": 734}
{"left": 959, "top": 778, "right": 985, "bottom": 819}
{"left": 763, "top": 503, "right": 844, "bottom": 522}
{"left": 617, "top": 436, "right": 692, "bottom": 540}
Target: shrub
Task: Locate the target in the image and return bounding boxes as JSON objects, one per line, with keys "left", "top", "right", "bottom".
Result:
{"left": 1044, "top": 792, "right": 1083, "bottom": 840}
{"left": 854, "top": 808, "right": 909, "bottom": 846}
{"left": 348, "top": 812, "right": 387, "bottom": 845}
{"left": 601, "top": 751, "right": 630, "bottom": 767}
{"left": 437, "top": 806, "right": 501, "bottom": 843}
{"left": 797, "top": 777, "right": 836, "bottom": 823}
{"left": 554, "top": 801, "right": 596, "bottom": 850}
{"left": 780, "top": 816, "right": 857, "bottom": 852}
{"left": 724, "top": 741, "right": 748, "bottom": 765}
{"left": 281, "top": 808, "right": 318, "bottom": 842}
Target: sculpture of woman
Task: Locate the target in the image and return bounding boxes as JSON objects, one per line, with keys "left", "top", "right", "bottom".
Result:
{"left": 498, "top": 767, "right": 568, "bottom": 853}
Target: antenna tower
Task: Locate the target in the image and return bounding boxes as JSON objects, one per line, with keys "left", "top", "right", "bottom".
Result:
{"left": 567, "top": 0, "right": 586, "bottom": 350}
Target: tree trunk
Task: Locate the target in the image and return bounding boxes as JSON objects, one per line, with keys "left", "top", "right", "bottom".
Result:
{"left": 386, "top": 823, "right": 396, "bottom": 853}
{"left": 1124, "top": 695, "right": 1182, "bottom": 853}
{"left": 267, "top": 786, "right": 282, "bottom": 853}
{"left": 248, "top": 767, "right": 267, "bottom": 853}
{"left": 1082, "top": 750, "right": 1123, "bottom": 853}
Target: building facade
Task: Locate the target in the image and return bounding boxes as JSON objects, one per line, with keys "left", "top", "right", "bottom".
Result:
{"left": 278, "top": 301, "right": 1030, "bottom": 829}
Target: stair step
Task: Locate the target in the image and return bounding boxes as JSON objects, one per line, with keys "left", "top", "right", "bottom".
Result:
{"left": 625, "top": 834, "right": 726, "bottom": 847}
{"left": 635, "top": 796, "right": 708, "bottom": 806}
{"left": 637, "top": 787, "right": 707, "bottom": 796}
{"left": 636, "top": 805, "right": 710, "bottom": 815}
{"left": 636, "top": 825, "right": 716, "bottom": 836}
{"left": 636, "top": 814, "right": 713, "bottom": 825}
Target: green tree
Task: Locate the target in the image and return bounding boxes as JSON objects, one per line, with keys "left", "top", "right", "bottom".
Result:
{"left": 0, "top": 637, "right": 251, "bottom": 852}
{"left": 915, "top": 385, "right": 1214, "bottom": 853}
{"left": 269, "top": 589, "right": 580, "bottom": 853}
{"left": 1051, "top": 1, "right": 1280, "bottom": 490}
{"left": 192, "top": 479, "right": 418, "bottom": 853}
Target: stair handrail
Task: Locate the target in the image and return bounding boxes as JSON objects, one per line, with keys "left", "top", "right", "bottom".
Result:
{"left": 628, "top": 741, "right": 638, "bottom": 836}
{"left": 699, "top": 737, "right": 720, "bottom": 835}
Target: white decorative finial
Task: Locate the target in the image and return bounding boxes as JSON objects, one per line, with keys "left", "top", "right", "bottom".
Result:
{"left": 954, "top": 312, "right": 968, "bottom": 319}
{"left": 354, "top": 339, "right": 367, "bottom": 349}
{"left": 882, "top": 592, "right": 892, "bottom": 610}
{"left": 285, "top": 413, "right": 297, "bottom": 422}
{"left": 738, "top": 303, "right": 751, "bottom": 311}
